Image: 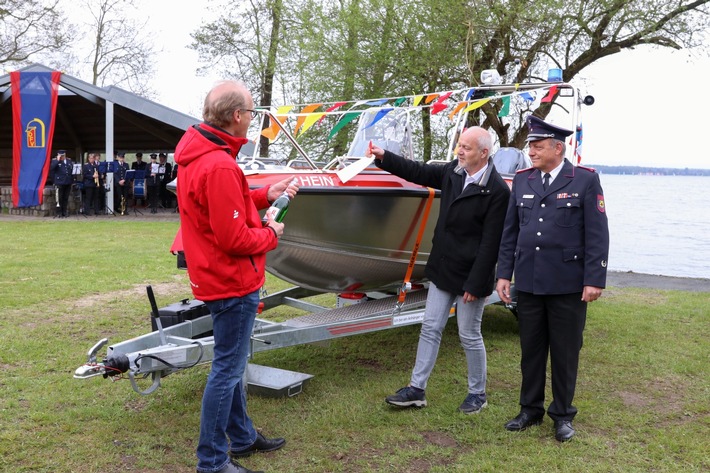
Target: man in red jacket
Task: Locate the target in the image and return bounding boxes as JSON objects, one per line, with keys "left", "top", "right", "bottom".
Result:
{"left": 175, "top": 80, "right": 298, "bottom": 473}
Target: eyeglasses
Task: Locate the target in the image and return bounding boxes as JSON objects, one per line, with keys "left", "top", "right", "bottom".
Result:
{"left": 240, "top": 109, "right": 259, "bottom": 119}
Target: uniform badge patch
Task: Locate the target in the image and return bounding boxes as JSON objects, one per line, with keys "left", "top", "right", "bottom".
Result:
{"left": 597, "top": 194, "right": 605, "bottom": 213}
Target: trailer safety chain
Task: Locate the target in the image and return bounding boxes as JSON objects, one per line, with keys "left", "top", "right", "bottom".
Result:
{"left": 394, "top": 186, "right": 436, "bottom": 314}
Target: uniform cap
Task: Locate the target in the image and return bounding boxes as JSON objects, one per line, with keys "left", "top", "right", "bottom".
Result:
{"left": 525, "top": 115, "right": 573, "bottom": 142}
{"left": 150, "top": 153, "right": 158, "bottom": 159}
{"left": 159, "top": 152, "right": 167, "bottom": 158}
{"left": 116, "top": 152, "right": 125, "bottom": 157}
{"left": 57, "top": 150, "right": 66, "bottom": 155}
{"left": 136, "top": 152, "right": 143, "bottom": 158}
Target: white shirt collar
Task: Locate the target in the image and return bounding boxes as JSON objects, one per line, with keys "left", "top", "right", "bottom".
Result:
{"left": 544, "top": 161, "right": 565, "bottom": 185}
{"left": 463, "top": 163, "right": 489, "bottom": 190}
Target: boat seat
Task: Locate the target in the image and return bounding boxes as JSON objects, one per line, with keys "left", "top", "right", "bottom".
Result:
{"left": 492, "top": 147, "right": 530, "bottom": 174}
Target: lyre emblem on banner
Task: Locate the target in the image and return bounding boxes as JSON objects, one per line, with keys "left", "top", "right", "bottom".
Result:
{"left": 25, "top": 118, "right": 46, "bottom": 148}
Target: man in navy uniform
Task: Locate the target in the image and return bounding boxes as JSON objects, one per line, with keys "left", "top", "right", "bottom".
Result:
{"left": 158, "top": 152, "right": 173, "bottom": 208}
{"left": 131, "top": 152, "right": 147, "bottom": 171}
{"left": 113, "top": 152, "right": 131, "bottom": 215}
{"left": 146, "top": 153, "right": 160, "bottom": 213}
{"left": 82, "top": 152, "right": 102, "bottom": 216}
{"left": 49, "top": 150, "right": 74, "bottom": 217}
{"left": 496, "top": 115, "right": 609, "bottom": 442}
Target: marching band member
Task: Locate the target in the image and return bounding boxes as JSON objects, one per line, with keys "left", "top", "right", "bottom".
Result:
{"left": 82, "top": 152, "right": 101, "bottom": 216}
{"left": 113, "top": 152, "right": 131, "bottom": 215}
{"left": 158, "top": 152, "right": 173, "bottom": 208}
{"left": 49, "top": 150, "right": 74, "bottom": 218}
{"left": 147, "top": 153, "right": 160, "bottom": 213}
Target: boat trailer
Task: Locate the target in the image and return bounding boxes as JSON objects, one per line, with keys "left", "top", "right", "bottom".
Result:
{"left": 74, "top": 284, "right": 508, "bottom": 396}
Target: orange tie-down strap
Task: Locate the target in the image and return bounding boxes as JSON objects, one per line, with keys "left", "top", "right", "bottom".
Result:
{"left": 398, "top": 186, "right": 436, "bottom": 305}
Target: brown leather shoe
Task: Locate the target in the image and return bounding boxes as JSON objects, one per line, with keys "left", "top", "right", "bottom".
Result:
{"left": 230, "top": 432, "right": 286, "bottom": 458}
{"left": 554, "top": 420, "right": 575, "bottom": 442}
{"left": 504, "top": 412, "right": 544, "bottom": 431}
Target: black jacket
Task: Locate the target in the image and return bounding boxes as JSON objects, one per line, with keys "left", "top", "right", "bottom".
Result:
{"left": 377, "top": 151, "right": 510, "bottom": 297}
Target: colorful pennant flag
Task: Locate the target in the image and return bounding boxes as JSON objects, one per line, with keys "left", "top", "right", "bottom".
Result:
{"left": 327, "top": 111, "right": 362, "bottom": 140}
{"left": 363, "top": 108, "right": 393, "bottom": 129}
{"left": 317, "top": 101, "right": 347, "bottom": 125}
{"left": 497, "top": 96, "right": 510, "bottom": 117}
{"left": 294, "top": 103, "right": 322, "bottom": 136}
{"left": 431, "top": 91, "right": 453, "bottom": 115}
{"left": 261, "top": 105, "right": 294, "bottom": 141}
{"left": 463, "top": 98, "right": 490, "bottom": 113}
{"left": 448, "top": 101, "right": 467, "bottom": 120}
{"left": 541, "top": 85, "right": 559, "bottom": 103}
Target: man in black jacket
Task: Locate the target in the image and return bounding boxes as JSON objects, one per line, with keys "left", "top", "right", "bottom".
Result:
{"left": 369, "top": 126, "right": 510, "bottom": 414}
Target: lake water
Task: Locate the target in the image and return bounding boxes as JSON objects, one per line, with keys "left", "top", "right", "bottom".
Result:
{"left": 599, "top": 174, "right": 710, "bottom": 279}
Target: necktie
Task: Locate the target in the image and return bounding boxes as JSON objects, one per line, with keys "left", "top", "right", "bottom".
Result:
{"left": 543, "top": 173, "right": 551, "bottom": 191}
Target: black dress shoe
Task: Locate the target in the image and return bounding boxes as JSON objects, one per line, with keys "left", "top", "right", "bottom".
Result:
{"left": 231, "top": 432, "right": 286, "bottom": 458}
{"left": 199, "top": 460, "right": 263, "bottom": 473}
{"left": 554, "top": 420, "right": 575, "bottom": 442}
{"left": 504, "top": 412, "right": 544, "bottom": 431}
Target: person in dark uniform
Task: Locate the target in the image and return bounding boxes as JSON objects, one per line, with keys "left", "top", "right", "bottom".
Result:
{"left": 369, "top": 127, "right": 510, "bottom": 414}
{"left": 131, "top": 152, "right": 147, "bottom": 171}
{"left": 49, "top": 150, "right": 74, "bottom": 218}
{"left": 158, "top": 152, "right": 173, "bottom": 208}
{"left": 496, "top": 115, "right": 609, "bottom": 442}
{"left": 146, "top": 153, "right": 160, "bottom": 213}
{"left": 82, "top": 152, "right": 102, "bottom": 216}
{"left": 113, "top": 152, "right": 131, "bottom": 215}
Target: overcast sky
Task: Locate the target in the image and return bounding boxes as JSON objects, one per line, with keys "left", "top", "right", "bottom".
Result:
{"left": 106, "top": 1, "right": 710, "bottom": 170}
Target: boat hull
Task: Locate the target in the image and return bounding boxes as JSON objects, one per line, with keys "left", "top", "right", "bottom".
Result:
{"left": 246, "top": 170, "right": 440, "bottom": 293}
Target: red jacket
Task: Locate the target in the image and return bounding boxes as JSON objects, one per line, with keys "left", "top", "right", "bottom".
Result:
{"left": 174, "top": 123, "right": 276, "bottom": 301}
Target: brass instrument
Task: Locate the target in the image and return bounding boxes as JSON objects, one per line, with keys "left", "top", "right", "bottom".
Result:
{"left": 120, "top": 194, "right": 126, "bottom": 215}
{"left": 93, "top": 168, "right": 99, "bottom": 186}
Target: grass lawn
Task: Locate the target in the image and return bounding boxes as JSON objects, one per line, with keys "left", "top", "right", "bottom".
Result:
{"left": 0, "top": 218, "right": 708, "bottom": 472}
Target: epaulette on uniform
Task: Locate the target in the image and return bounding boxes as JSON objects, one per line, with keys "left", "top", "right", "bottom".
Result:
{"left": 577, "top": 164, "right": 596, "bottom": 173}
{"left": 516, "top": 166, "right": 534, "bottom": 174}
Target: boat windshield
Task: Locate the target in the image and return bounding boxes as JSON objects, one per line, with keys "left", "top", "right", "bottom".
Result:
{"left": 347, "top": 109, "right": 412, "bottom": 159}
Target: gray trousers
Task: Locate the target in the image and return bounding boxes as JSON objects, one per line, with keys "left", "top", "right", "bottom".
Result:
{"left": 410, "top": 283, "right": 488, "bottom": 394}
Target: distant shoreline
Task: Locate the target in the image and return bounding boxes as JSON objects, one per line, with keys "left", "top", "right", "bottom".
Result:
{"left": 588, "top": 165, "right": 710, "bottom": 176}
{"left": 607, "top": 271, "right": 710, "bottom": 292}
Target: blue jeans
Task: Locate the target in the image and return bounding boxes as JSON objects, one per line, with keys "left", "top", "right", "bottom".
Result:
{"left": 197, "top": 291, "right": 259, "bottom": 472}
{"left": 410, "top": 282, "right": 488, "bottom": 394}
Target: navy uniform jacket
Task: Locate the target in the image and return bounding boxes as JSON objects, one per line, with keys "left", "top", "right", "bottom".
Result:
{"left": 377, "top": 151, "right": 510, "bottom": 298}
{"left": 114, "top": 161, "right": 130, "bottom": 183}
{"left": 82, "top": 162, "right": 100, "bottom": 188}
{"left": 496, "top": 159, "right": 609, "bottom": 295}
{"left": 50, "top": 158, "right": 74, "bottom": 186}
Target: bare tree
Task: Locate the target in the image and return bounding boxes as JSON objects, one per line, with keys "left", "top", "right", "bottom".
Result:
{"left": 0, "top": 0, "right": 74, "bottom": 66}
{"left": 81, "top": 0, "right": 157, "bottom": 97}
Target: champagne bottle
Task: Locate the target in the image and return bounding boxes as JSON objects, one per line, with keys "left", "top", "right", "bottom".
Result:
{"left": 262, "top": 179, "right": 296, "bottom": 225}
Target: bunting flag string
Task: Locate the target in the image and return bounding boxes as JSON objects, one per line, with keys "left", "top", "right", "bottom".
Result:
{"left": 262, "top": 84, "right": 556, "bottom": 140}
